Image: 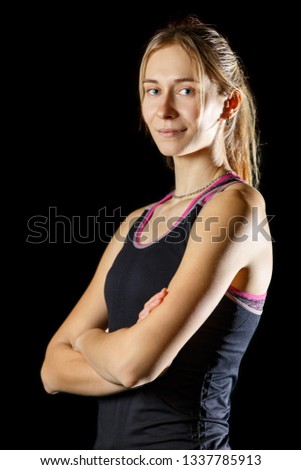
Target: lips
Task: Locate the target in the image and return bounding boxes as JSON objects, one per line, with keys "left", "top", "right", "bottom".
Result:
{"left": 157, "top": 128, "right": 186, "bottom": 137}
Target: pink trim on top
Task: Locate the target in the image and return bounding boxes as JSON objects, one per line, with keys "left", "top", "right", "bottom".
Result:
{"left": 135, "top": 192, "right": 173, "bottom": 242}
{"left": 229, "top": 284, "right": 267, "bottom": 300}
{"left": 203, "top": 173, "right": 244, "bottom": 203}
{"left": 135, "top": 190, "right": 203, "bottom": 246}
{"left": 135, "top": 172, "right": 241, "bottom": 247}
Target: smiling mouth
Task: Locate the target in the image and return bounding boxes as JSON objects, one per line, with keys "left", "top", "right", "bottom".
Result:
{"left": 157, "top": 129, "right": 186, "bottom": 138}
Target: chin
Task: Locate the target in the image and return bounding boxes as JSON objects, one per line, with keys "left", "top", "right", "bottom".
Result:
{"left": 156, "top": 144, "right": 183, "bottom": 157}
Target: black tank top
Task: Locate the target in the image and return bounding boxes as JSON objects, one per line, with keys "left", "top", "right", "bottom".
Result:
{"left": 93, "top": 173, "right": 266, "bottom": 449}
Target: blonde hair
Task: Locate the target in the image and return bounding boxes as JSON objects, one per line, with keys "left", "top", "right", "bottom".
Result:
{"left": 139, "top": 16, "right": 261, "bottom": 187}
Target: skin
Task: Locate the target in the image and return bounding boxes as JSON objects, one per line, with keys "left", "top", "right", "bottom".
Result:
{"left": 41, "top": 44, "right": 273, "bottom": 395}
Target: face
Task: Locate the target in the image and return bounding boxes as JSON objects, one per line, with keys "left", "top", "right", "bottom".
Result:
{"left": 142, "top": 44, "right": 225, "bottom": 157}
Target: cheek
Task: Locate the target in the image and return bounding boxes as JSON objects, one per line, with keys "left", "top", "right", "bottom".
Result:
{"left": 141, "top": 100, "right": 153, "bottom": 125}
{"left": 182, "top": 101, "right": 200, "bottom": 122}
{"left": 203, "top": 94, "right": 224, "bottom": 120}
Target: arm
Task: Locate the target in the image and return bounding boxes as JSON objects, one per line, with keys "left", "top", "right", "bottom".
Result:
{"left": 40, "top": 207, "right": 145, "bottom": 396}
{"left": 74, "top": 185, "right": 273, "bottom": 388}
{"left": 42, "top": 342, "right": 127, "bottom": 396}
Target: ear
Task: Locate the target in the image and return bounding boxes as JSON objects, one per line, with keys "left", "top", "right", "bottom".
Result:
{"left": 221, "top": 90, "right": 242, "bottom": 122}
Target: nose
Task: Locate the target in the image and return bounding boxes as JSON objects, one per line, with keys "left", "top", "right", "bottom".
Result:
{"left": 156, "top": 94, "right": 178, "bottom": 119}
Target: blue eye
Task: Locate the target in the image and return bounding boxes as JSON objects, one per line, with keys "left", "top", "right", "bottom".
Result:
{"left": 179, "top": 88, "right": 193, "bottom": 95}
{"left": 147, "top": 88, "right": 160, "bottom": 96}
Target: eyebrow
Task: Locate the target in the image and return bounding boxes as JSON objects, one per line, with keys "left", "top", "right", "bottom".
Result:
{"left": 143, "top": 78, "right": 198, "bottom": 84}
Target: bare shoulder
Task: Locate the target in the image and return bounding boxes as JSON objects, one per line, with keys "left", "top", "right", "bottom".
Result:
{"left": 202, "top": 182, "right": 267, "bottom": 219}
{"left": 183, "top": 181, "right": 272, "bottom": 295}
{"left": 226, "top": 181, "right": 266, "bottom": 204}
{"left": 191, "top": 181, "right": 271, "bottom": 249}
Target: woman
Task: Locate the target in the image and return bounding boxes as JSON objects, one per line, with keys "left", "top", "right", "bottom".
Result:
{"left": 41, "top": 16, "right": 273, "bottom": 449}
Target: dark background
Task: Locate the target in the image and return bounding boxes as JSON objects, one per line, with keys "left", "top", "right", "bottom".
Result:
{"left": 14, "top": 3, "right": 297, "bottom": 449}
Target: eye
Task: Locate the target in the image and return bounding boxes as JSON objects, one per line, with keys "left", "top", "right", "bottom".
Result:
{"left": 145, "top": 88, "right": 160, "bottom": 96}
{"left": 178, "top": 88, "right": 194, "bottom": 96}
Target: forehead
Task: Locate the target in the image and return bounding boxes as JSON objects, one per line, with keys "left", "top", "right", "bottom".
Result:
{"left": 144, "top": 44, "right": 197, "bottom": 79}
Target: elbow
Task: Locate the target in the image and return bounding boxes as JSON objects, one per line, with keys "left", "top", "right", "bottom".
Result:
{"left": 118, "top": 371, "right": 143, "bottom": 389}
{"left": 40, "top": 361, "right": 59, "bottom": 395}
{"left": 117, "top": 359, "right": 171, "bottom": 389}
{"left": 115, "top": 361, "right": 156, "bottom": 389}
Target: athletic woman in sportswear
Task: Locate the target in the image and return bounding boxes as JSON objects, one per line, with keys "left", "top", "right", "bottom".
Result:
{"left": 41, "top": 16, "right": 273, "bottom": 449}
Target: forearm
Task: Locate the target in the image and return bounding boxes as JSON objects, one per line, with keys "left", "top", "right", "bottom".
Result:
{"left": 74, "top": 328, "right": 128, "bottom": 386}
{"left": 41, "top": 342, "right": 129, "bottom": 396}
{"left": 74, "top": 324, "right": 171, "bottom": 388}
{"left": 73, "top": 289, "right": 169, "bottom": 388}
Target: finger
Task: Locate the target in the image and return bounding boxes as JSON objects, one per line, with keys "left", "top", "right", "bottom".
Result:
{"left": 144, "top": 297, "right": 161, "bottom": 310}
{"left": 137, "top": 308, "right": 150, "bottom": 322}
{"left": 144, "top": 288, "right": 168, "bottom": 309}
{"left": 139, "top": 297, "right": 162, "bottom": 320}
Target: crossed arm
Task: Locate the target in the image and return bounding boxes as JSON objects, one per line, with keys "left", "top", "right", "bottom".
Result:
{"left": 41, "top": 186, "right": 271, "bottom": 396}
{"left": 40, "top": 207, "right": 166, "bottom": 396}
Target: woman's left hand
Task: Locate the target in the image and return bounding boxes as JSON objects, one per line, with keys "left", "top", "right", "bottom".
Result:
{"left": 137, "top": 288, "right": 168, "bottom": 323}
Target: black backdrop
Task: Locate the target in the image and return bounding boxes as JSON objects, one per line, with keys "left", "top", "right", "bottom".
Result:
{"left": 15, "top": 2, "right": 297, "bottom": 450}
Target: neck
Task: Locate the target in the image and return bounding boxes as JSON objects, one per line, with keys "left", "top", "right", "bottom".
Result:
{"left": 172, "top": 156, "right": 231, "bottom": 197}
{"left": 172, "top": 142, "right": 230, "bottom": 190}
{"left": 174, "top": 171, "right": 233, "bottom": 199}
